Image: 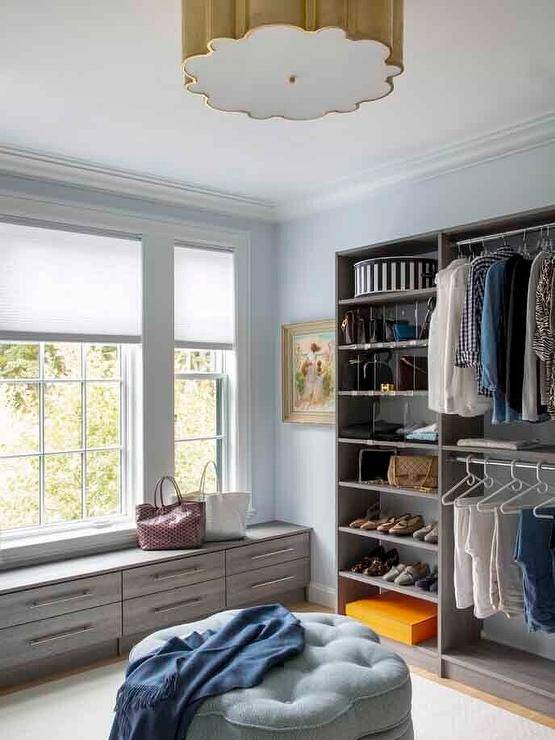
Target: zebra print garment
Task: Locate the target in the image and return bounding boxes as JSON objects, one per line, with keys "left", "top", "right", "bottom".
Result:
{"left": 533, "top": 256, "right": 555, "bottom": 419}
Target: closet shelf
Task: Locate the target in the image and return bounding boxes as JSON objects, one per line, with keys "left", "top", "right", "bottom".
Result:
{"left": 442, "top": 640, "right": 555, "bottom": 701}
{"left": 339, "top": 570, "right": 438, "bottom": 603}
{"left": 339, "top": 480, "right": 438, "bottom": 500}
{"left": 338, "top": 288, "right": 436, "bottom": 306}
{"left": 338, "top": 339, "right": 428, "bottom": 351}
{"left": 443, "top": 443, "right": 555, "bottom": 464}
{"left": 338, "top": 390, "right": 428, "bottom": 397}
{"left": 338, "top": 526, "right": 438, "bottom": 552}
{"left": 338, "top": 438, "right": 438, "bottom": 451}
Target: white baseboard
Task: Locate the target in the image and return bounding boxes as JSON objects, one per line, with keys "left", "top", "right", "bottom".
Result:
{"left": 307, "top": 581, "right": 337, "bottom": 610}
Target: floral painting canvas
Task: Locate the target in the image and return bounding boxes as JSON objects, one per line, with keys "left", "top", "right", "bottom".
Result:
{"left": 282, "top": 320, "right": 335, "bottom": 424}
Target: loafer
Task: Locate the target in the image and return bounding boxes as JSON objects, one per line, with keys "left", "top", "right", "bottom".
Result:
{"left": 390, "top": 515, "right": 425, "bottom": 536}
{"left": 413, "top": 521, "right": 437, "bottom": 541}
{"left": 363, "top": 548, "right": 399, "bottom": 578}
{"left": 424, "top": 524, "right": 439, "bottom": 544}
{"left": 377, "top": 514, "right": 411, "bottom": 532}
{"left": 383, "top": 563, "right": 407, "bottom": 582}
{"left": 360, "top": 515, "right": 391, "bottom": 531}
{"left": 416, "top": 566, "right": 438, "bottom": 591}
{"left": 349, "top": 503, "right": 380, "bottom": 528}
{"left": 395, "top": 562, "right": 430, "bottom": 586}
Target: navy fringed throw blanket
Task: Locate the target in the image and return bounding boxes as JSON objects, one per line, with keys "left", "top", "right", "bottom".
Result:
{"left": 109, "top": 604, "right": 305, "bottom": 740}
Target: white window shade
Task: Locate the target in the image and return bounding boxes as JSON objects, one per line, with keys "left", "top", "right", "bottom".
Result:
{"left": 175, "top": 246, "right": 235, "bottom": 349}
{"left": 0, "top": 222, "right": 141, "bottom": 343}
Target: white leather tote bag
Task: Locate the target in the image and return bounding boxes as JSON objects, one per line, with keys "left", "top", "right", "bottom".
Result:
{"left": 187, "top": 461, "right": 250, "bottom": 541}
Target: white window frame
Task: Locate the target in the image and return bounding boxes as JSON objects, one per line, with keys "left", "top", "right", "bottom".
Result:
{"left": 0, "top": 342, "right": 138, "bottom": 542}
{"left": 174, "top": 349, "right": 231, "bottom": 493}
{"left": 0, "top": 195, "right": 252, "bottom": 567}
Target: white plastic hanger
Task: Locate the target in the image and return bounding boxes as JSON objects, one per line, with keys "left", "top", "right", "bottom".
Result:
{"left": 533, "top": 495, "right": 555, "bottom": 520}
{"left": 442, "top": 456, "right": 476, "bottom": 505}
{"left": 475, "top": 460, "right": 524, "bottom": 512}
{"left": 500, "top": 462, "right": 549, "bottom": 514}
{"left": 453, "top": 457, "right": 494, "bottom": 505}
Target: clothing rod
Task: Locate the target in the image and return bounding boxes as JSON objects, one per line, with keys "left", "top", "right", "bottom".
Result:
{"left": 455, "top": 221, "right": 555, "bottom": 247}
{"left": 453, "top": 455, "right": 555, "bottom": 474}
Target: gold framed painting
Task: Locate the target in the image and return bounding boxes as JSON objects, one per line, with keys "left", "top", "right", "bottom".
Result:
{"left": 281, "top": 320, "right": 335, "bottom": 424}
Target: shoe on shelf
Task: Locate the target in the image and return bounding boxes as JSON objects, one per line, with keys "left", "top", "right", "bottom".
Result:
{"left": 377, "top": 514, "right": 411, "bottom": 533}
{"left": 394, "top": 562, "right": 430, "bottom": 586}
{"left": 360, "top": 515, "right": 390, "bottom": 531}
{"left": 383, "top": 563, "right": 407, "bottom": 582}
{"left": 415, "top": 565, "right": 438, "bottom": 591}
{"left": 350, "top": 545, "right": 385, "bottom": 573}
{"left": 390, "top": 514, "right": 425, "bottom": 536}
{"left": 423, "top": 523, "right": 439, "bottom": 544}
{"left": 363, "top": 548, "right": 400, "bottom": 577}
{"left": 349, "top": 503, "right": 380, "bottom": 528}
{"left": 413, "top": 521, "right": 436, "bottom": 541}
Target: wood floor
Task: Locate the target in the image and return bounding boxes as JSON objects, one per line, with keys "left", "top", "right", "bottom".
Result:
{"left": 2, "top": 601, "right": 553, "bottom": 731}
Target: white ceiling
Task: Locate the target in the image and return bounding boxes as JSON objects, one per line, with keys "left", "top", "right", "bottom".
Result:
{"left": 1, "top": 0, "right": 554, "bottom": 207}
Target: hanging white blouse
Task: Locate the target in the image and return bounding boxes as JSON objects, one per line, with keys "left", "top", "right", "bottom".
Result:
{"left": 429, "top": 259, "right": 491, "bottom": 416}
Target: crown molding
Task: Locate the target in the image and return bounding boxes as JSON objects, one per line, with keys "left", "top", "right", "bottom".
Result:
{"left": 0, "top": 145, "right": 277, "bottom": 223}
{"left": 1, "top": 112, "right": 553, "bottom": 225}
{"left": 276, "top": 113, "right": 555, "bottom": 220}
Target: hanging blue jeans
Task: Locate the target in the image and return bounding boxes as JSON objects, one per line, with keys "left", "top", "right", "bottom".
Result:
{"left": 481, "top": 261, "right": 522, "bottom": 423}
{"left": 514, "top": 508, "right": 555, "bottom": 633}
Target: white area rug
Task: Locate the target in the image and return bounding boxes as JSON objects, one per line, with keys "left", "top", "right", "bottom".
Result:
{"left": 0, "top": 662, "right": 553, "bottom": 739}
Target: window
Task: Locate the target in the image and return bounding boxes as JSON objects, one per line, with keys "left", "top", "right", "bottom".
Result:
{"left": 0, "top": 221, "right": 141, "bottom": 541}
{"left": 0, "top": 342, "right": 133, "bottom": 534}
{"left": 174, "top": 348, "right": 228, "bottom": 493}
{"left": 174, "top": 245, "right": 236, "bottom": 495}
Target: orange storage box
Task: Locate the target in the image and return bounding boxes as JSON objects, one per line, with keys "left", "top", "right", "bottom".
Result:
{"left": 346, "top": 593, "right": 437, "bottom": 645}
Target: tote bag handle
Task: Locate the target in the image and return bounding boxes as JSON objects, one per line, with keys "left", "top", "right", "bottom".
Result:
{"left": 198, "top": 460, "right": 219, "bottom": 500}
{"left": 153, "top": 475, "right": 183, "bottom": 508}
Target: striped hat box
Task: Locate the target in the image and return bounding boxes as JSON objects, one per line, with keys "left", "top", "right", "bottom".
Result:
{"left": 354, "top": 257, "right": 438, "bottom": 296}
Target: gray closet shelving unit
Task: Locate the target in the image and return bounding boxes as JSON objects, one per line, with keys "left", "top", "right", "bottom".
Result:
{"left": 335, "top": 206, "right": 555, "bottom": 717}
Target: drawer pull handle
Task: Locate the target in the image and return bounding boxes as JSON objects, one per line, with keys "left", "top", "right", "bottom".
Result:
{"left": 29, "top": 624, "right": 93, "bottom": 646}
{"left": 30, "top": 590, "right": 91, "bottom": 609}
{"left": 153, "top": 597, "right": 202, "bottom": 614}
{"left": 251, "top": 575, "right": 295, "bottom": 590}
{"left": 251, "top": 548, "right": 295, "bottom": 561}
{"left": 154, "top": 568, "right": 204, "bottom": 581}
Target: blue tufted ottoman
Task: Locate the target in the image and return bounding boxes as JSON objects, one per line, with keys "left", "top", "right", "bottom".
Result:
{"left": 130, "top": 611, "right": 413, "bottom": 740}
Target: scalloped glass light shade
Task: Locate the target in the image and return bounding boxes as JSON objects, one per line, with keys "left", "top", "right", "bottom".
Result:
{"left": 183, "top": 26, "right": 402, "bottom": 121}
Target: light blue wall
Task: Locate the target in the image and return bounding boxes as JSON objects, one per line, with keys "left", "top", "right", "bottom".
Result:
{"left": 0, "top": 174, "right": 278, "bottom": 525}
{"left": 275, "top": 143, "right": 555, "bottom": 595}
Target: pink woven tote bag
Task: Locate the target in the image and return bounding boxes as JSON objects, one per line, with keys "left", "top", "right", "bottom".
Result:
{"left": 136, "top": 475, "right": 205, "bottom": 550}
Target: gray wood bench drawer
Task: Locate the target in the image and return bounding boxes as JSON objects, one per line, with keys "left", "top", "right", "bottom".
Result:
{"left": 0, "top": 602, "right": 121, "bottom": 670}
{"left": 123, "top": 578, "right": 225, "bottom": 635}
{"left": 226, "top": 558, "right": 309, "bottom": 608}
{"left": 122, "top": 551, "right": 224, "bottom": 599}
{"left": 0, "top": 573, "right": 121, "bottom": 629}
{"left": 226, "top": 533, "right": 309, "bottom": 576}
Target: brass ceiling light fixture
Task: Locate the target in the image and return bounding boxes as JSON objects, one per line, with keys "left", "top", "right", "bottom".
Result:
{"left": 182, "top": 1, "right": 404, "bottom": 121}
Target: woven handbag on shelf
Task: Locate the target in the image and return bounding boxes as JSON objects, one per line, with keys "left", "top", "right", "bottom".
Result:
{"left": 136, "top": 475, "right": 205, "bottom": 551}
{"left": 387, "top": 455, "right": 438, "bottom": 492}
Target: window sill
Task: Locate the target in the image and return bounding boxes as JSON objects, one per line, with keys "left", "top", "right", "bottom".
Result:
{"left": 0, "top": 521, "right": 137, "bottom": 570}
